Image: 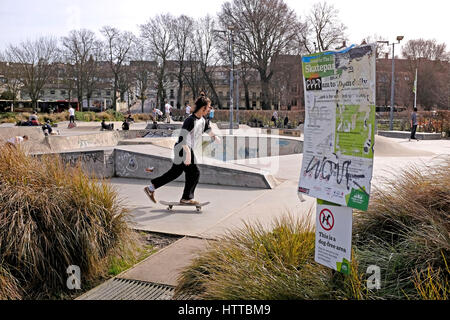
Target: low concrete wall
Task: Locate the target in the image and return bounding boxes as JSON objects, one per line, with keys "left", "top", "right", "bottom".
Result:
{"left": 145, "top": 123, "right": 182, "bottom": 130}
{"left": 35, "top": 149, "right": 115, "bottom": 178}
{"left": 46, "top": 131, "right": 121, "bottom": 152}
{"left": 114, "top": 149, "right": 274, "bottom": 189}
{"left": 0, "top": 127, "right": 50, "bottom": 153}
{"left": 378, "top": 130, "right": 442, "bottom": 140}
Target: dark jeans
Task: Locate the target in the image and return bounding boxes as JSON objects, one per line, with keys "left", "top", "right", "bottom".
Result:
{"left": 410, "top": 124, "right": 417, "bottom": 139}
{"left": 69, "top": 115, "right": 75, "bottom": 123}
{"left": 151, "top": 150, "right": 200, "bottom": 200}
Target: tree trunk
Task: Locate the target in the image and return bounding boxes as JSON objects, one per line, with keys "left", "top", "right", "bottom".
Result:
{"left": 177, "top": 77, "right": 183, "bottom": 109}
{"left": 260, "top": 76, "right": 271, "bottom": 110}
{"left": 141, "top": 99, "right": 145, "bottom": 113}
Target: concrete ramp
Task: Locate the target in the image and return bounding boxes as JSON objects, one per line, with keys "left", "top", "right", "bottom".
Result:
{"left": 114, "top": 145, "right": 278, "bottom": 189}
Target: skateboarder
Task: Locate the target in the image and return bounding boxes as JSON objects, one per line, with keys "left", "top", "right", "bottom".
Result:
{"left": 144, "top": 92, "right": 220, "bottom": 205}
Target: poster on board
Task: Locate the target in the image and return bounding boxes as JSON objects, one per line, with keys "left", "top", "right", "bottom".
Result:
{"left": 298, "top": 44, "right": 376, "bottom": 211}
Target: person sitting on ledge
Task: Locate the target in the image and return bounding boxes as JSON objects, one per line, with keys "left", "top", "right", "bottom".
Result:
{"left": 101, "top": 119, "right": 114, "bottom": 131}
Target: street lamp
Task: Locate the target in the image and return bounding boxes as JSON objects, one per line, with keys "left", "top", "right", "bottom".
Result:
{"left": 377, "top": 36, "right": 404, "bottom": 131}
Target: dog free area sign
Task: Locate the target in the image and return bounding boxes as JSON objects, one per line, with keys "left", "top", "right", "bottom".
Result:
{"left": 315, "top": 203, "right": 352, "bottom": 274}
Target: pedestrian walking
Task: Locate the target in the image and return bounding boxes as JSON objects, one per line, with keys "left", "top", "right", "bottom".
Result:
{"left": 271, "top": 110, "right": 278, "bottom": 127}
{"left": 144, "top": 92, "right": 220, "bottom": 205}
{"left": 164, "top": 101, "right": 172, "bottom": 123}
{"left": 68, "top": 106, "right": 75, "bottom": 124}
{"left": 184, "top": 102, "right": 191, "bottom": 119}
{"left": 409, "top": 107, "right": 419, "bottom": 141}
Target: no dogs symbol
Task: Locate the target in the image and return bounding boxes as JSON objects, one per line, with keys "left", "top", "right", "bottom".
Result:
{"left": 319, "top": 209, "right": 334, "bottom": 231}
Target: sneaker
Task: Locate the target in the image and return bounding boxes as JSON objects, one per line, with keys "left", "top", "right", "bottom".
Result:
{"left": 180, "top": 199, "right": 200, "bottom": 205}
{"left": 144, "top": 186, "right": 157, "bottom": 203}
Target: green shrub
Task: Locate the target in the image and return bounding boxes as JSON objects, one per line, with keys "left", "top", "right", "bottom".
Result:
{"left": 0, "top": 145, "right": 136, "bottom": 299}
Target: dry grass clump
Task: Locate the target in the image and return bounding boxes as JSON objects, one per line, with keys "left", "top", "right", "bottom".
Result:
{"left": 174, "top": 214, "right": 333, "bottom": 300}
{"left": 0, "top": 144, "right": 135, "bottom": 299}
{"left": 347, "top": 156, "right": 449, "bottom": 299}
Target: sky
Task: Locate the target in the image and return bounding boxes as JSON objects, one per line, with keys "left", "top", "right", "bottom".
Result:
{"left": 0, "top": 0, "right": 449, "bottom": 55}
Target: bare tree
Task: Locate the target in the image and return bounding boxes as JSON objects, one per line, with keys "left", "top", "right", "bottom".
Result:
{"left": 219, "top": 0, "right": 300, "bottom": 109}
{"left": 172, "top": 15, "right": 194, "bottom": 108}
{"left": 130, "top": 40, "right": 156, "bottom": 113}
{"left": 61, "top": 29, "right": 98, "bottom": 111}
{"left": 0, "top": 59, "right": 22, "bottom": 110}
{"left": 140, "top": 14, "right": 175, "bottom": 109}
{"left": 4, "top": 37, "right": 60, "bottom": 110}
{"left": 402, "top": 39, "right": 449, "bottom": 109}
{"left": 191, "top": 15, "right": 222, "bottom": 107}
{"left": 101, "top": 26, "right": 135, "bottom": 110}
{"left": 84, "top": 41, "right": 104, "bottom": 111}
{"left": 306, "top": 1, "right": 347, "bottom": 52}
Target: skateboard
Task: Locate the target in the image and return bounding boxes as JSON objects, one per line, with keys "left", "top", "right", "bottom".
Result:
{"left": 160, "top": 201, "right": 210, "bottom": 212}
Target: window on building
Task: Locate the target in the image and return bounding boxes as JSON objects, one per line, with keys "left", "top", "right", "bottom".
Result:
{"left": 252, "top": 92, "right": 256, "bottom": 99}
{"left": 61, "top": 90, "right": 66, "bottom": 95}
{"left": 252, "top": 101, "right": 257, "bottom": 108}
{"left": 50, "top": 90, "right": 55, "bottom": 95}
{"left": 170, "top": 101, "right": 174, "bottom": 107}
{"left": 170, "top": 89, "right": 174, "bottom": 99}
{"left": 106, "top": 91, "right": 111, "bottom": 96}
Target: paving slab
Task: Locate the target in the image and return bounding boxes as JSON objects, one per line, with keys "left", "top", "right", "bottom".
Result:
{"left": 119, "top": 237, "right": 210, "bottom": 287}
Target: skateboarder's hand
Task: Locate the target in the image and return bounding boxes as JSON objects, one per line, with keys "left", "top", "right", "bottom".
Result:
{"left": 213, "top": 136, "right": 221, "bottom": 144}
{"left": 184, "top": 159, "right": 191, "bottom": 166}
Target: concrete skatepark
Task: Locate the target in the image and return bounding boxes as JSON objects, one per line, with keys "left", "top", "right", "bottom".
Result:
{"left": 1, "top": 120, "right": 448, "bottom": 300}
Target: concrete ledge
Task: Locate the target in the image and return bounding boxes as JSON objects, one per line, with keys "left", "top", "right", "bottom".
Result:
{"left": 216, "top": 122, "right": 239, "bottom": 129}
{"left": 378, "top": 130, "right": 442, "bottom": 140}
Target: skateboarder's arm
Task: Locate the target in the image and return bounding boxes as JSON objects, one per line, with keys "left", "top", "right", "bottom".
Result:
{"left": 183, "top": 145, "right": 191, "bottom": 165}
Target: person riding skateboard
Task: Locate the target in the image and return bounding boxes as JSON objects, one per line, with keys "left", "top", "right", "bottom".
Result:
{"left": 144, "top": 92, "right": 220, "bottom": 205}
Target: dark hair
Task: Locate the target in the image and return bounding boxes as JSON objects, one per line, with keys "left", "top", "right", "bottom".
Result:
{"left": 193, "top": 92, "right": 210, "bottom": 113}
{"left": 414, "top": 107, "right": 418, "bottom": 112}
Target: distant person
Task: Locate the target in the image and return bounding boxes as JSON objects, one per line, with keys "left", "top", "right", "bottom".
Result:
{"left": 184, "top": 102, "right": 191, "bottom": 119}
{"left": 208, "top": 106, "right": 215, "bottom": 121}
{"left": 29, "top": 111, "right": 39, "bottom": 126}
{"left": 164, "top": 101, "right": 172, "bottom": 123}
{"left": 271, "top": 110, "right": 278, "bottom": 127}
{"left": 126, "top": 113, "right": 134, "bottom": 123}
{"left": 6, "top": 135, "right": 29, "bottom": 147}
{"left": 152, "top": 107, "right": 163, "bottom": 122}
{"left": 409, "top": 107, "right": 419, "bottom": 141}
{"left": 283, "top": 115, "right": 289, "bottom": 128}
{"left": 42, "top": 120, "right": 53, "bottom": 136}
{"left": 68, "top": 106, "right": 75, "bottom": 124}
{"left": 101, "top": 119, "right": 114, "bottom": 131}
{"left": 122, "top": 120, "right": 130, "bottom": 131}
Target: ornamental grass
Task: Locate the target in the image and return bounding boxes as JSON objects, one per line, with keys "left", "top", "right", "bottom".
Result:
{"left": 0, "top": 144, "right": 135, "bottom": 299}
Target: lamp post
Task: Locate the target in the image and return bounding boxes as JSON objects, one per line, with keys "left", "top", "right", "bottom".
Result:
{"left": 378, "top": 36, "right": 404, "bottom": 131}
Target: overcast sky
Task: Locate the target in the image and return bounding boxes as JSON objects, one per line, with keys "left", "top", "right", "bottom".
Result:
{"left": 1, "top": 0, "right": 449, "bottom": 55}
